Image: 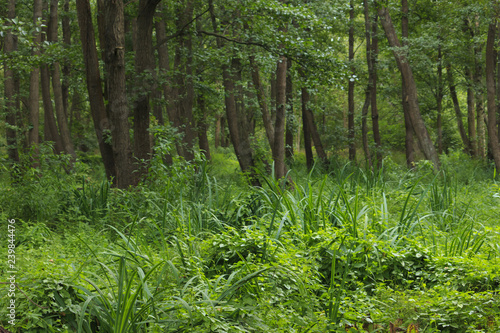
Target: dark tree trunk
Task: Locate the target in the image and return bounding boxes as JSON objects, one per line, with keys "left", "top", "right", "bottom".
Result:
{"left": 76, "top": 0, "right": 116, "bottom": 181}
{"left": 4, "top": 0, "right": 20, "bottom": 164}
{"left": 301, "top": 87, "right": 314, "bottom": 170}
{"left": 133, "top": 0, "right": 161, "bottom": 176}
{"left": 215, "top": 115, "right": 221, "bottom": 148}
{"left": 378, "top": 2, "right": 440, "bottom": 168}
{"left": 362, "top": 0, "right": 373, "bottom": 169}
{"left": 285, "top": 59, "right": 294, "bottom": 160}
{"left": 62, "top": 0, "right": 71, "bottom": 119}
{"left": 486, "top": 20, "right": 500, "bottom": 171}
{"left": 436, "top": 43, "right": 443, "bottom": 155}
{"left": 371, "top": 13, "right": 382, "bottom": 166}
{"left": 274, "top": 56, "right": 288, "bottom": 179}
{"left": 447, "top": 65, "right": 471, "bottom": 153}
{"left": 49, "top": 0, "right": 76, "bottom": 159}
{"left": 466, "top": 68, "right": 477, "bottom": 156}
{"left": 348, "top": 0, "right": 356, "bottom": 162}
{"left": 41, "top": 64, "right": 63, "bottom": 153}
{"left": 475, "top": 66, "right": 486, "bottom": 159}
{"left": 401, "top": 0, "right": 414, "bottom": 168}
{"left": 28, "top": 0, "right": 42, "bottom": 151}
{"left": 173, "top": 0, "right": 196, "bottom": 161}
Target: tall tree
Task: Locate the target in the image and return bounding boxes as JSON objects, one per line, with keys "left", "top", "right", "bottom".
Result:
{"left": 28, "top": 0, "right": 43, "bottom": 152}
{"left": 348, "top": 0, "right": 356, "bottom": 162}
{"left": 274, "top": 55, "right": 288, "bottom": 179}
{"left": 133, "top": 0, "right": 162, "bottom": 176}
{"left": 371, "top": 11, "right": 382, "bottom": 166}
{"left": 48, "top": 0, "right": 76, "bottom": 159}
{"left": 485, "top": 16, "right": 500, "bottom": 171}
{"left": 285, "top": 60, "right": 294, "bottom": 160}
{"left": 447, "top": 65, "right": 471, "bottom": 153}
{"left": 401, "top": 0, "right": 415, "bottom": 168}
{"left": 76, "top": 0, "right": 116, "bottom": 181}
{"left": 4, "top": 0, "right": 19, "bottom": 164}
{"left": 378, "top": 1, "right": 440, "bottom": 168}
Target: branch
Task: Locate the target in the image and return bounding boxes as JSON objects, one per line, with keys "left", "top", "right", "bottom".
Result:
{"left": 155, "top": 8, "right": 210, "bottom": 48}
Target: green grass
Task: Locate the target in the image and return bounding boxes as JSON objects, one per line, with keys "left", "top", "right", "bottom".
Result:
{"left": 1, "top": 149, "right": 500, "bottom": 332}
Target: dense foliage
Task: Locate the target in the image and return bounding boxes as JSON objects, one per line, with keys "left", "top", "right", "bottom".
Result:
{"left": 1, "top": 149, "right": 499, "bottom": 332}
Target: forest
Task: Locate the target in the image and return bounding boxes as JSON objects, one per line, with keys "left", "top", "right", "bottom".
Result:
{"left": 1, "top": 0, "right": 500, "bottom": 332}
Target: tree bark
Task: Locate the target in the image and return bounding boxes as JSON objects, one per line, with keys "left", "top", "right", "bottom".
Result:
{"left": 436, "top": 42, "right": 443, "bottom": 154}
{"left": 301, "top": 86, "right": 314, "bottom": 170}
{"left": 401, "top": 0, "right": 415, "bottom": 168}
{"left": 371, "top": 13, "right": 382, "bottom": 167}
{"left": 62, "top": 0, "right": 71, "bottom": 119}
{"left": 447, "top": 65, "right": 471, "bottom": 153}
{"left": 486, "top": 19, "right": 500, "bottom": 171}
{"left": 133, "top": 0, "right": 161, "bottom": 174}
{"left": 466, "top": 68, "right": 477, "bottom": 156}
{"left": 28, "top": 0, "right": 43, "bottom": 152}
{"left": 362, "top": 0, "right": 373, "bottom": 169}
{"left": 274, "top": 56, "right": 288, "bottom": 179}
{"left": 76, "top": 0, "right": 116, "bottom": 181}
{"left": 4, "top": 0, "right": 20, "bottom": 164}
{"left": 285, "top": 59, "right": 294, "bottom": 160}
{"left": 348, "top": 0, "right": 356, "bottom": 162}
{"left": 378, "top": 2, "right": 439, "bottom": 168}
{"left": 49, "top": 0, "right": 76, "bottom": 159}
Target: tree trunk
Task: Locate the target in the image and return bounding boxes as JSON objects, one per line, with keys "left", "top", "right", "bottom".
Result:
{"left": 41, "top": 64, "right": 63, "bottom": 153}
{"left": 76, "top": 0, "right": 116, "bottom": 181}
{"left": 371, "top": 13, "right": 382, "bottom": 167}
{"left": 49, "top": 0, "right": 76, "bottom": 159}
{"left": 486, "top": 19, "right": 500, "bottom": 171}
{"left": 285, "top": 59, "right": 294, "bottom": 160}
{"left": 133, "top": 0, "right": 161, "bottom": 176}
{"left": 378, "top": 2, "right": 439, "bottom": 168}
{"left": 4, "top": 0, "right": 20, "bottom": 164}
{"left": 362, "top": 0, "right": 373, "bottom": 169}
{"left": 436, "top": 42, "right": 443, "bottom": 154}
{"left": 103, "top": 0, "right": 136, "bottom": 187}
{"left": 348, "top": 0, "right": 356, "bottom": 162}
{"left": 274, "top": 56, "right": 288, "bottom": 179}
{"left": 28, "top": 0, "right": 43, "bottom": 152}
{"left": 466, "top": 68, "right": 477, "bottom": 156}
{"left": 62, "top": 0, "right": 71, "bottom": 119}
{"left": 401, "top": 0, "right": 415, "bottom": 168}
{"left": 302, "top": 86, "right": 314, "bottom": 170}
{"left": 475, "top": 65, "right": 486, "bottom": 159}
{"left": 447, "top": 66, "right": 471, "bottom": 153}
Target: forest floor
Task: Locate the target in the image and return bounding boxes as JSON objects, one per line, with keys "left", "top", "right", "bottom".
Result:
{"left": 1, "top": 148, "right": 500, "bottom": 332}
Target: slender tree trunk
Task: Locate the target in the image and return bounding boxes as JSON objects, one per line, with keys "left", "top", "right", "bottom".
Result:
{"left": 103, "top": 0, "right": 135, "bottom": 187}
{"left": 486, "top": 19, "right": 500, "bottom": 171}
{"left": 133, "top": 0, "right": 161, "bottom": 175}
{"left": 285, "top": 59, "right": 294, "bottom": 160}
{"left": 49, "top": 0, "right": 76, "bottom": 159}
{"left": 249, "top": 55, "right": 275, "bottom": 151}
{"left": 4, "top": 0, "right": 20, "bottom": 164}
{"left": 466, "top": 68, "right": 477, "bottom": 156}
{"left": 401, "top": 0, "right": 415, "bottom": 168}
{"left": 62, "top": 0, "right": 71, "bottom": 119}
{"left": 41, "top": 64, "right": 63, "bottom": 153}
{"left": 447, "top": 65, "right": 471, "bottom": 153}
{"left": 28, "top": 0, "right": 43, "bottom": 152}
{"left": 274, "top": 56, "right": 288, "bottom": 179}
{"left": 436, "top": 43, "right": 443, "bottom": 154}
{"left": 215, "top": 115, "right": 221, "bottom": 148}
{"left": 475, "top": 66, "right": 486, "bottom": 159}
{"left": 371, "top": 13, "right": 382, "bottom": 166}
{"left": 362, "top": 0, "right": 373, "bottom": 169}
{"left": 76, "top": 0, "right": 116, "bottom": 181}
{"left": 378, "top": 2, "right": 439, "bottom": 168}
{"left": 348, "top": 0, "right": 356, "bottom": 162}
{"left": 302, "top": 87, "right": 314, "bottom": 170}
